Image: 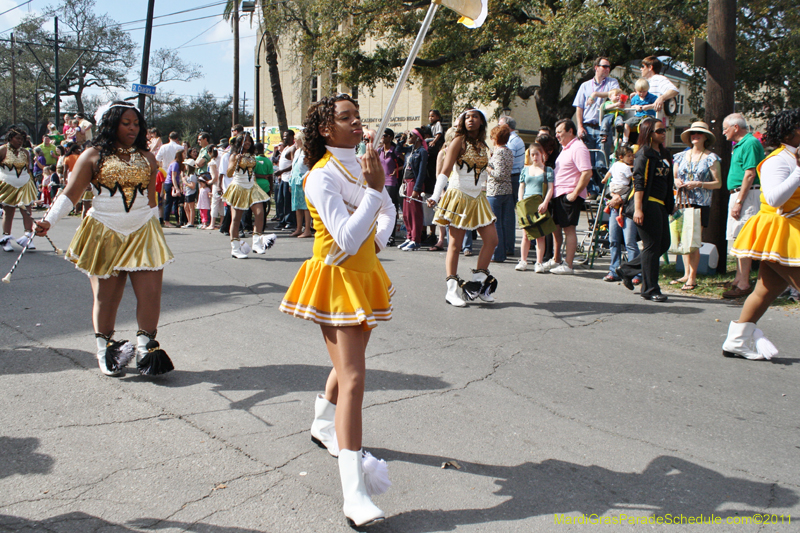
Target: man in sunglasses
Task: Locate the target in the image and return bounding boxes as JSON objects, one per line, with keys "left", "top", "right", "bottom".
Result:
{"left": 572, "top": 57, "right": 620, "bottom": 193}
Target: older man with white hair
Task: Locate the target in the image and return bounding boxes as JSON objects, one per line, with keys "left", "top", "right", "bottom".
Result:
{"left": 721, "top": 112, "right": 765, "bottom": 299}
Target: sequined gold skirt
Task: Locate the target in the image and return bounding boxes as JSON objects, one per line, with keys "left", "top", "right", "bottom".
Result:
{"left": 0, "top": 178, "right": 37, "bottom": 207}
{"left": 223, "top": 183, "right": 270, "bottom": 210}
{"left": 433, "top": 189, "right": 496, "bottom": 230}
{"left": 66, "top": 216, "right": 174, "bottom": 278}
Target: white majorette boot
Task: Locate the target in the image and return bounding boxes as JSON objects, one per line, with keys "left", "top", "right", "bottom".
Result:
{"left": 445, "top": 275, "right": 467, "bottom": 307}
{"left": 136, "top": 330, "right": 175, "bottom": 375}
{"left": 16, "top": 232, "right": 35, "bottom": 250}
{"left": 252, "top": 233, "right": 266, "bottom": 254}
{"left": 722, "top": 321, "right": 778, "bottom": 360}
{"left": 1, "top": 234, "right": 14, "bottom": 252}
{"left": 231, "top": 239, "right": 248, "bottom": 259}
{"left": 470, "top": 269, "right": 498, "bottom": 303}
{"left": 338, "top": 449, "right": 388, "bottom": 527}
{"left": 310, "top": 394, "right": 339, "bottom": 457}
{"left": 95, "top": 332, "right": 135, "bottom": 377}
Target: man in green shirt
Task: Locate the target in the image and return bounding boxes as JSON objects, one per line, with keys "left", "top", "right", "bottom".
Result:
{"left": 722, "top": 113, "right": 765, "bottom": 298}
{"left": 37, "top": 135, "right": 59, "bottom": 165}
{"left": 254, "top": 142, "right": 273, "bottom": 228}
{"left": 196, "top": 132, "right": 213, "bottom": 178}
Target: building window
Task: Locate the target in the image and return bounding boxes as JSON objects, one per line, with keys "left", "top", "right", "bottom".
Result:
{"left": 673, "top": 126, "right": 686, "bottom": 145}
{"left": 331, "top": 61, "right": 339, "bottom": 95}
{"left": 677, "top": 94, "right": 685, "bottom": 115}
{"left": 311, "top": 74, "right": 319, "bottom": 103}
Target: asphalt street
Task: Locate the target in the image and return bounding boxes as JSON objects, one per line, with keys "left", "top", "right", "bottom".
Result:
{"left": 1, "top": 212, "right": 798, "bottom": 532}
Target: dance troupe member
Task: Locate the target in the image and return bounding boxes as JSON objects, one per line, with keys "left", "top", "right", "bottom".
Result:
{"left": 222, "top": 132, "right": 276, "bottom": 258}
{"left": 279, "top": 94, "right": 394, "bottom": 526}
{"left": 723, "top": 109, "right": 800, "bottom": 360}
{"left": 427, "top": 108, "right": 499, "bottom": 307}
{"left": 35, "top": 101, "right": 175, "bottom": 376}
{"left": 0, "top": 127, "right": 38, "bottom": 252}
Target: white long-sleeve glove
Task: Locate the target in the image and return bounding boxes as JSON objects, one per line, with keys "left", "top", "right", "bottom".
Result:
{"left": 430, "top": 173, "right": 449, "bottom": 203}
{"left": 43, "top": 194, "right": 75, "bottom": 228}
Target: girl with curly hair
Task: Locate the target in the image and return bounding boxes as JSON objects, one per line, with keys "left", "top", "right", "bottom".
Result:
{"left": 279, "top": 94, "right": 395, "bottom": 527}
{"left": 35, "top": 101, "right": 175, "bottom": 377}
{"left": 0, "top": 127, "right": 38, "bottom": 252}
{"left": 723, "top": 108, "right": 800, "bottom": 360}
{"left": 427, "top": 108, "right": 499, "bottom": 307}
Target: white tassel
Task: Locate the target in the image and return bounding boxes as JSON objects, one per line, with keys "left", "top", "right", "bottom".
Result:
{"left": 263, "top": 233, "right": 277, "bottom": 249}
{"left": 753, "top": 329, "right": 778, "bottom": 360}
{"left": 240, "top": 241, "right": 252, "bottom": 255}
{"left": 117, "top": 341, "right": 136, "bottom": 367}
{"left": 362, "top": 451, "right": 391, "bottom": 496}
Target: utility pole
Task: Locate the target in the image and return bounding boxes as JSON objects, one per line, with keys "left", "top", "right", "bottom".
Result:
{"left": 704, "top": 0, "right": 736, "bottom": 274}
{"left": 255, "top": 64, "right": 260, "bottom": 142}
{"left": 54, "top": 17, "right": 60, "bottom": 133}
{"left": 242, "top": 91, "right": 246, "bottom": 122}
{"left": 232, "top": 0, "right": 240, "bottom": 126}
{"left": 10, "top": 33, "right": 16, "bottom": 124}
{"left": 138, "top": 0, "right": 156, "bottom": 115}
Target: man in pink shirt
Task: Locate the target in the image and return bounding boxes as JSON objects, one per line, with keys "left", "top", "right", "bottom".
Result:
{"left": 547, "top": 118, "right": 592, "bottom": 274}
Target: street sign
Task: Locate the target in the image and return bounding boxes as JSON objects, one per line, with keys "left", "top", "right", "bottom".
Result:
{"left": 131, "top": 83, "right": 156, "bottom": 95}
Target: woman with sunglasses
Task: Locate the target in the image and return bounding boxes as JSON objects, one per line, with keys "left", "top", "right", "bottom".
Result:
{"left": 615, "top": 118, "right": 674, "bottom": 302}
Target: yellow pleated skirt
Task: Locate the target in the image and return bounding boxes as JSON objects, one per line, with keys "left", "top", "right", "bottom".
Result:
{"left": 434, "top": 188, "right": 496, "bottom": 230}
{"left": 223, "top": 183, "right": 270, "bottom": 210}
{"left": 0, "top": 178, "right": 37, "bottom": 207}
{"left": 731, "top": 209, "right": 800, "bottom": 267}
{"left": 66, "top": 216, "right": 175, "bottom": 278}
{"left": 280, "top": 258, "right": 394, "bottom": 330}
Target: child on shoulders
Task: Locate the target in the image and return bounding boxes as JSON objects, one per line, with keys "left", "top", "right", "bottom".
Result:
{"left": 623, "top": 79, "right": 658, "bottom": 144}
{"left": 600, "top": 88, "right": 626, "bottom": 144}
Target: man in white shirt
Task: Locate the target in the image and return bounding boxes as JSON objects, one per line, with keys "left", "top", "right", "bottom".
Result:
{"left": 156, "top": 132, "right": 183, "bottom": 170}
{"left": 639, "top": 56, "right": 679, "bottom": 112}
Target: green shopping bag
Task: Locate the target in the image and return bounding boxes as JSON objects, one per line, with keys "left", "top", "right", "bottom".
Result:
{"left": 516, "top": 195, "right": 556, "bottom": 240}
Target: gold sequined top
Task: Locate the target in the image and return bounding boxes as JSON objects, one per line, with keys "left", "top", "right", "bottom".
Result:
{"left": 1, "top": 147, "right": 30, "bottom": 178}
{"left": 92, "top": 151, "right": 151, "bottom": 212}
{"left": 457, "top": 142, "right": 489, "bottom": 186}
{"left": 237, "top": 154, "right": 256, "bottom": 180}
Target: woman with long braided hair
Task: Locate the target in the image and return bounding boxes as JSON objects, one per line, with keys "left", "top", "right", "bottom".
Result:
{"left": 35, "top": 101, "right": 174, "bottom": 377}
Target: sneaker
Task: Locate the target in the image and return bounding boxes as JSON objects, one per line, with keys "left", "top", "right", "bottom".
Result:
{"left": 397, "top": 239, "right": 411, "bottom": 249}
{"left": 515, "top": 260, "right": 527, "bottom": 271}
{"left": 402, "top": 242, "right": 420, "bottom": 251}
{"left": 550, "top": 264, "right": 574, "bottom": 275}
{"left": 541, "top": 259, "right": 561, "bottom": 272}
{"left": 603, "top": 273, "right": 619, "bottom": 282}
{"left": 533, "top": 262, "right": 545, "bottom": 273}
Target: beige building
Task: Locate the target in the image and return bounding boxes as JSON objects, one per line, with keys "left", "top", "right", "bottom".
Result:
{"left": 254, "top": 35, "right": 697, "bottom": 150}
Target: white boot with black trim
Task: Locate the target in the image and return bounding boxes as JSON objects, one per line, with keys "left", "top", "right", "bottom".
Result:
{"left": 339, "top": 449, "right": 385, "bottom": 527}
{"left": 310, "top": 394, "right": 339, "bottom": 457}
{"left": 1, "top": 234, "right": 14, "bottom": 252}
{"left": 231, "top": 239, "right": 248, "bottom": 259}
{"left": 95, "top": 332, "right": 134, "bottom": 377}
{"left": 252, "top": 233, "right": 266, "bottom": 254}
{"left": 445, "top": 276, "right": 467, "bottom": 307}
{"left": 471, "top": 269, "right": 498, "bottom": 303}
{"left": 722, "top": 321, "right": 778, "bottom": 360}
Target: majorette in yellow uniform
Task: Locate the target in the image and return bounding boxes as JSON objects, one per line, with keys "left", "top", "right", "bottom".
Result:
{"left": 0, "top": 146, "right": 38, "bottom": 208}
{"left": 280, "top": 146, "right": 396, "bottom": 330}
{"left": 731, "top": 144, "right": 800, "bottom": 267}
{"left": 430, "top": 142, "right": 496, "bottom": 229}
{"left": 222, "top": 153, "right": 270, "bottom": 209}
{"left": 65, "top": 147, "right": 174, "bottom": 278}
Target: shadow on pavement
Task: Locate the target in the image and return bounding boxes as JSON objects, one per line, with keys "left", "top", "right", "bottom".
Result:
{"left": 147, "top": 363, "right": 451, "bottom": 412}
{"left": 0, "top": 437, "right": 54, "bottom": 479}
{"left": 366, "top": 449, "right": 798, "bottom": 532}
{"left": 486, "top": 299, "right": 706, "bottom": 316}
{"left": 0, "top": 513, "right": 265, "bottom": 532}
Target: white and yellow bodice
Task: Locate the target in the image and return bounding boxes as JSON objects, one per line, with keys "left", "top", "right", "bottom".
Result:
{"left": 231, "top": 154, "right": 257, "bottom": 188}
{"left": 449, "top": 142, "right": 489, "bottom": 197}
{"left": 88, "top": 150, "right": 157, "bottom": 235}
{"left": 0, "top": 148, "right": 31, "bottom": 187}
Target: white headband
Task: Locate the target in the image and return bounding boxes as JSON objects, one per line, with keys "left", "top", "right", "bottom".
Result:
{"left": 94, "top": 103, "right": 137, "bottom": 128}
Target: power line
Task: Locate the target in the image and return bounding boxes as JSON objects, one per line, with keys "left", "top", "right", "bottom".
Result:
{"left": 175, "top": 19, "right": 224, "bottom": 50}
{"left": 114, "top": 1, "right": 229, "bottom": 28}
{"left": 0, "top": 0, "right": 33, "bottom": 18}
{"left": 122, "top": 12, "right": 225, "bottom": 32}
{"left": 180, "top": 34, "right": 256, "bottom": 50}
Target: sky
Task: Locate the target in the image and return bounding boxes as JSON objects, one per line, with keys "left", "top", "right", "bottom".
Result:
{"left": 0, "top": 0, "right": 258, "bottom": 110}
